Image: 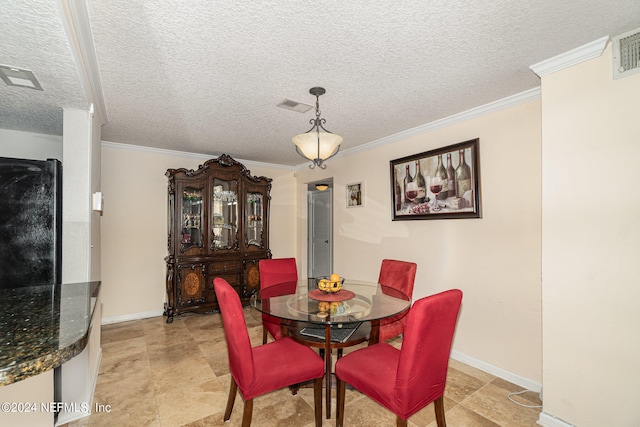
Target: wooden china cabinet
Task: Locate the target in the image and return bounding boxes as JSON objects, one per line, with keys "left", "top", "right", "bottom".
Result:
{"left": 164, "top": 154, "right": 272, "bottom": 323}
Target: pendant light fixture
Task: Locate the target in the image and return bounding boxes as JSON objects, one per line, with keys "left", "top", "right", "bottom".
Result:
{"left": 292, "top": 87, "right": 342, "bottom": 169}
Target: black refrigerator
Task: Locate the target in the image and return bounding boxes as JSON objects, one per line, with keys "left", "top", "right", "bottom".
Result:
{"left": 0, "top": 157, "right": 62, "bottom": 289}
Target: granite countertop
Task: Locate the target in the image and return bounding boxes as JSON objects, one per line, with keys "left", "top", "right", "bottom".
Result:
{"left": 0, "top": 282, "right": 100, "bottom": 386}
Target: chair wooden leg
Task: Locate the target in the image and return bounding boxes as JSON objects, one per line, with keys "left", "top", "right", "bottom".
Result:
{"left": 336, "top": 378, "right": 346, "bottom": 427}
{"left": 313, "top": 377, "right": 323, "bottom": 427}
{"left": 290, "top": 383, "right": 300, "bottom": 395}
{"left": 262, "top": 327, "right": 268, "bottom": 344}
{"left": 224, "top": 378, "right": 238, "bottom": 421}
{"left": 434, "top": 396, "right": 446, "bottom": 427}
{"left": 241, "top": 398, "right": 253, "bottom": 427}
{"left": 396, "top": 417, "right": 408, "bottom": 427}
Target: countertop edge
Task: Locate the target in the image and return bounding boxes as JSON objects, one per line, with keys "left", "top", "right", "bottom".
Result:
{"left": 0, "top": 333, "right": 90, "bottom": 386}
{"left": 0, "top": 281, "right": 101, "bottom": 387}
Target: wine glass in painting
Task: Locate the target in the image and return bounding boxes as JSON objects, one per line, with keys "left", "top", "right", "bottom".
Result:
{"left": 429, "top": 176, "right": 442, "bottom": 211}
{"left": 405, "top": 181, "right": 419, "bottom": 203}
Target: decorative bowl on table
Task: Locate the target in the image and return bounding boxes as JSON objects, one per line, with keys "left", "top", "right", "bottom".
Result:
{"left": 316, "top": 274, "right": 344, "bottom": 293}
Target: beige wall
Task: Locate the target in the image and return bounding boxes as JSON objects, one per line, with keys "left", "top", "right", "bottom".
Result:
{"left": 540, "top": 44, "right": 640, "bottom": 426}
{"left": 100, "top": 144, "right": 297, "bottom": 321}
{"left": 297, "top": 99, "right": 543, "bottom": 386}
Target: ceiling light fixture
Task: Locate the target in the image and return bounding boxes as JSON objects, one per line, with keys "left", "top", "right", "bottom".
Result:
{"left": 315, "top": 183, "right": 329, "bottom": 191}
{"left": 292, "top": 87, "right": 342, "bottom": 169}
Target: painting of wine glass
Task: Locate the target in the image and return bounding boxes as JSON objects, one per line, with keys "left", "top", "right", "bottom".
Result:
{"left": 389, "top": 138, "right": 481, "bottom": 220}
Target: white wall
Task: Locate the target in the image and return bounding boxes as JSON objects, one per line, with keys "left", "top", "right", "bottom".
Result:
{"left": 296, "top": 97, "right": 543, "bottom": 387}
{"left": 0, "top": 128, "right": 62, "bottom": 160}
{"left": 540, "top": 43, "right": 640, "bottom": 427}
{"left": 62, "top": 108, "right": 95, "bottom": 283}
{"left": 100, "top": 143, "right": 297, "bottom": 322}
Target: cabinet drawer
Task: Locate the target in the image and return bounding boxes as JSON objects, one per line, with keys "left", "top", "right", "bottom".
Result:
{"left": 210, "top": 260, "right": 242, "bottom": 273}
{"left": 207, "top": 272, "right": 241, "bottom": 302}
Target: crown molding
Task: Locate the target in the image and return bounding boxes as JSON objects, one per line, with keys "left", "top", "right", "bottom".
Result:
{"left": 105, "top": 85, "right": 540, "bottom": 172}
{"left": 101, "top": 140, "right": 298, "bottom": 171}
{"left": 530, "top": 36, "right": 610, "bottom": 77}
{"left": 57, "top": 0, "right": 108, "bottom": 125}
{"left": 317, "top": 86, "right": 541, "bottom": 167}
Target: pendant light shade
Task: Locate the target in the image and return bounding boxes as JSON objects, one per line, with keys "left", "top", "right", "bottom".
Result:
{"left": 292, "top": 87, "right": 342, "bottom": 169}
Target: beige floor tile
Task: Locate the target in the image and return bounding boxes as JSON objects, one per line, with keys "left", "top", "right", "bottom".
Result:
{"left": 89, "top": 374, "right": 159, "bottom": 426}
{"left": 151, "top": 355, "right": 217, "bottom": 395}
{"left": 490, "top": 377, "right": 543, "bottom": 407}
{"left": 101, "top": 335, "right": 147, "bottom": 357}
{"left": 74, "top": 311, "right": 542, "bottom": 426}
{"left": 100, "top": 320, "right": 145, "bottom": 344}
{"left": 340, "top": 394, "right": 397, "bottom": 426}
{"left": 146, "top": 340, "right": 203, "bottom": 368}
{"left": 156, "top": 380, "right": 227, "bottom": 426}
{"left": 445, "top": 366, "right": 487, "bottom": 403}
{"left": 425, "top": 403, "right": 501, "bottom": 427}
{"left": 97, "top": 345, "right": 150, "bottom": 384}
{"left": 461, "top": 383, "right": 541, "bottom": 427}
{"left": 449, "top": 358, "right": 497, "bottom": 384}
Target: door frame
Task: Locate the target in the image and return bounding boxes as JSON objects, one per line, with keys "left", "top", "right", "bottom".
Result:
{"left": 307, "top": 180, "right": 333, "bottom": 278}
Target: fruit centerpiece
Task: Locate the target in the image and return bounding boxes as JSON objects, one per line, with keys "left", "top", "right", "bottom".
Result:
{"left": 317, "top": 273, "right": 344, "bottom": 293}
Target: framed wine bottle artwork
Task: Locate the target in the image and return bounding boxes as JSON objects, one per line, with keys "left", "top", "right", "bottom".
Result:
{"left": 390, "top": 138, "right": 481, "bottom": 220}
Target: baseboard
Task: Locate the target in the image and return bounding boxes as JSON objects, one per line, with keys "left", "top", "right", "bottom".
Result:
{"left": 537, "top": 412, "right": 574, "bottom": 427}
{"left": 101, "top": 309, "right": 165, "bottom": 325}
{"left": 450, "top": 350, "right": 542, "bottom": 392}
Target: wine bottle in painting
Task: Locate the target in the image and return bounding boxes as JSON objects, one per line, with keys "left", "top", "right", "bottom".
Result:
{"left": 434, "top": 155, "right": 448, "bottom": 200}
{"left": 395, "top": 167, "right": 402, "bottom": 211}
{"left": 455, "top": 148, "right": 472, "bottom": 199}
{"left": 414, "top": 160, "right": 426, "bottom": 203}
{"left": 404, "top": 164, "right": 418, "bottom": 204}
{"left": 446, "top": 153, "right": 456, "bottom": 198}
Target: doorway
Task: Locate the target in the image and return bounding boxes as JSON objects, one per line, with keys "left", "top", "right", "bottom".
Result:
{"left": 307, "top": 180, "right": 333, "bottom": 278}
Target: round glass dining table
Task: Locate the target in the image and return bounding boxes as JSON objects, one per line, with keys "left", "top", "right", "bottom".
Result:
{"left": 250, "top": 278, "right": 411, "bottom": 418}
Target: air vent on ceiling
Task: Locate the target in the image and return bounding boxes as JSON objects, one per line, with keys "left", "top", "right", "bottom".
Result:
{"left": 0, "top": 65, "right": 43, "bottom": 90}
{"left": 613, "top": 27, "right": 640, "bottom": 79}
{"left": 276, "top": 98, "right": 314, "bottom": 113}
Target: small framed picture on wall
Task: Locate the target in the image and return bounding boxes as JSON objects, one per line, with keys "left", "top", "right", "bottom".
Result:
{"left": 346, "top": 182, "right": 363, "bottom": 208}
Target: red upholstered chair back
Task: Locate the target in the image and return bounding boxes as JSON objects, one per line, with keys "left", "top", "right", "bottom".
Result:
{"left": 259, "top": 258, "right": 298, "bottom": 289}
{"left": 258, "top": 258, "right": 298, "bottom": 342}
{"left": 394, "top": 289, "right": 462, "bottom": 413}
{"left": 377, "top": 259, "right": 417, "bottom": 342}
{"left": 377, "top": 259, "right": 417, "bottom": 298}
{"left": 213, "top": 277, "right": 255, "bottom": 392}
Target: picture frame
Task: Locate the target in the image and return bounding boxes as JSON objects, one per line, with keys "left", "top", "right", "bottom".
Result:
{"left": 346, "top": 182, "right": 364, "bottom": 208}
{"left": 390, "top": 138, "right": 481, "bottom": 220}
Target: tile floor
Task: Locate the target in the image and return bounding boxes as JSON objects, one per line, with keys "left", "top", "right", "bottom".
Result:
{"left": 65, "top": 308, "right": 542, "bottom": 427}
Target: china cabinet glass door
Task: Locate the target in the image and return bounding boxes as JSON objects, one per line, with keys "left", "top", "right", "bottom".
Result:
{"left": 246, "top": 192, "right": 263, "bottom": 247}
{"left": 181, "top": 187, "right": 203, "bottom": 251}
{"left": 211, "top": 179, "right": 239, "bottom": 250}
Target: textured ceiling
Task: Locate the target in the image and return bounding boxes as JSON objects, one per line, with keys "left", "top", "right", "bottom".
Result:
{"left": 1, "top": 1, "right": 639, "bottom": 166}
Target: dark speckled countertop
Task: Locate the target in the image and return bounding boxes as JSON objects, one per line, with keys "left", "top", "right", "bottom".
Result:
{"left": 0, "top": 282, "right": 100, "bottom": 386}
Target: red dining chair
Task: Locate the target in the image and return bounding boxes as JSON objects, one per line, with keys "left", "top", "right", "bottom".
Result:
{"left": 259, "top": 257, "right": 298, "bottom": 343}
{"left": 377, "top": 259, "right": 417, "bottom": 342}
{"left": 335, "top": 289, "right": 463, "bottom": 427}
{"left": 213, "top": 278, "right": 324, "bottom": 427}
